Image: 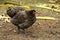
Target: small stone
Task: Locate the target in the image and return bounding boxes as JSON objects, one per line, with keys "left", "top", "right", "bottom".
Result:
{"left": 13, "top": 30, "right": 16, "bottom": 33}
{"left": 0, "top": 26, "right": 2, "bottom": 27}
{"left": 9, "top": 29, "right": 12, "bottom": 31}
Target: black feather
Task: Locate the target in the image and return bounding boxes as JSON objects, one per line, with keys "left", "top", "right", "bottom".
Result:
{"left": 7, "top": 6, "right": 36, "bottom": 33}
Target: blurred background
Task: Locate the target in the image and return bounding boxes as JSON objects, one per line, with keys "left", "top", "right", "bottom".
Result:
{"left": 0, "top": 0, "right": 60, "bottom": 40}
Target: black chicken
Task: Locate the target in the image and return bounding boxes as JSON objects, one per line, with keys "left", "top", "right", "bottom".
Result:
{"left": 7, "top": 6, "right": 36, "bottom": 33}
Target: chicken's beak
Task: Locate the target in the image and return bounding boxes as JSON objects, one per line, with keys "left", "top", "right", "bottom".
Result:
{"left": 33, "top": 10, "right": 38, "bottom": 14}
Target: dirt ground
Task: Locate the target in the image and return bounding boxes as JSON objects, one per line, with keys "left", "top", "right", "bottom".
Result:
{"left": 0, "top": 19, "right": 60, "bottom": 40}
{"left": 0, "top": 1, "right": 60, "bottom": 40}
